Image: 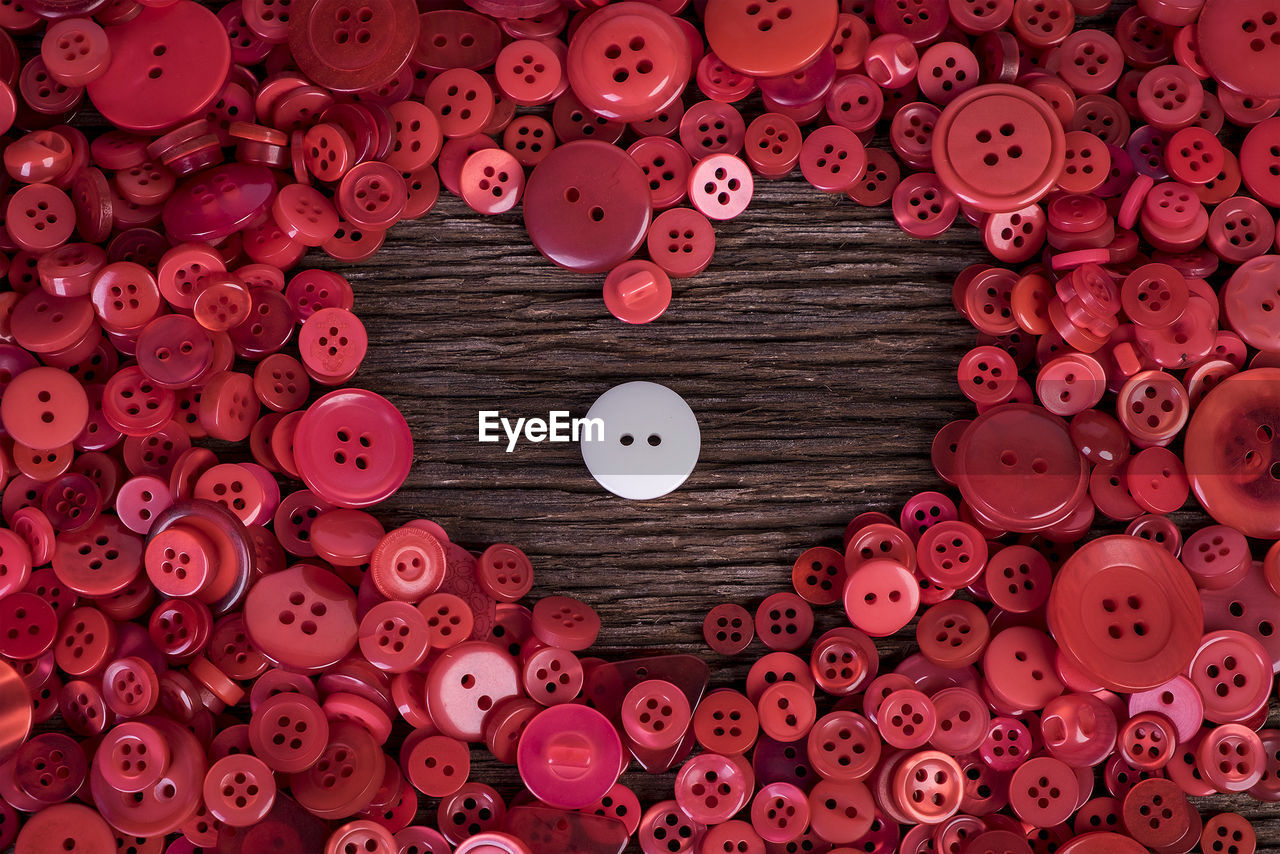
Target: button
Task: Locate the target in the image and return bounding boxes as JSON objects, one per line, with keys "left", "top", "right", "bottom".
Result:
{"left": 523, "top": 140, "right": 652, "bottom": 273}
{"left": 807, "top": 777, "right": 874, "bottom": 843}
{"left": 1048, "top": 535, "right": 1203, "bottom": 691}
{"left": 566, "top": 2, "right": 689, "bottom": 123}
{"left": 754, "top": 591, "right": 813, "bottom": 652}
{"left": 933, "top": 83, "right": 1067, "bottom": 213}
{"left": 646, "top": 207, "right": 715, "bottom": 278}
{"left": 579, "top": 381, "right": 699, "bottom": 500}
{"left": 425, "top": 641, "right": 521, "bottom": 742}
{"left": 704, "top": 0, "right": 837, "bottom": 78}
{"left": 1008, "top": 755, "right": 1079, "bottom": 827}
{"left": 1117, "top": 711, "right": 1177, "bottom": 771}
{"left": 915, "top": 599, "right": 989, "bottom": 668}
{"left": 287, "top": 0, "right": 417, "bottom": 94}
{"left": 1201, "top": 812, "right": 1256, "bottom": 854}
{"left": 243, "top": 564, "right": 357, "bottom": 671}
{"left": 476, "top": 543, "right": 534, "bottom": 603}
{"left": 621, "top": 679, "right": 691, "bottom": 750}
{"left": 688, "top": 152, "right": 753, "bottom": 220}
{"left": 517, "top": 704, "right": 622, "bottom": 809}
{"left": 603, "top": 259, "right": 672, "bottom": 324}
{"left": 358, "top": 600, "right": 430, "bottom": 673}
{"left": 453, "top": 833, "right": 532, "bottom": 854}
{"left": 326, "top": 820, "right": 396, "bottom": 854}
{"left": 702, "top": 603, "right": 754, "bottom": 655}
{"left": 293, "top": 389, "right": 412, "bottom": 509}
{"left": 203, "top": 753, "right": 275, "bottom": 827}
{"left": 842, "top": 558, "right": 919, "bottom": 637}
{"left": 1197, "top": 723, "right": 1264, "bottom": 792}
{"left": 13, "top": 732, "right": 86, "bottom": 807}
{"left": 1184, "top": 368, "right": 1280, "bottom": 537}
{"left": 291, "top": 721, "right": 385, "bottom": 819}
{"left": 790, "top": 546, "right": 845, "bottom": 606}
{"left": 86, "top": 3, "right": 230, "bottom": 132}
{"left": 1198, "top": 0, "right": 1280, "bottom": 100}
{"left": 674, "top": 752, "right": 752, "bottom": 824}
{"left": 162, "top": 164, "right": 276, "bottom": 244}
{"left": 953, "top": 403, "right": 1087, "bottom": 532}
{"left": 248, "top": 691, "right": 329, "bottom": 773}
{"left": 403, "top": 734, "right": 469, "bottom": 798}
{"left": 14, "top": 802, "right": 116, "bottom": 853}
{"left": 1188, "top": 629, "right": 1271, "bottom": 723}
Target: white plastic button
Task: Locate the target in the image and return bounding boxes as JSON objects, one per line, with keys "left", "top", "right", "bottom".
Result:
{"left": 580, "top": 381, "right": 700, "bottom": 500}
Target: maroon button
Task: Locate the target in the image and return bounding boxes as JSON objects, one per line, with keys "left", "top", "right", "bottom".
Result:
{"left": 754, "top": 591, "right": 813, "bottom": 652}
{"left": 523, "top": 140, "right": 652, "bottom": 273}
{"left": 287, "top": 0, "right": 417, "bottom": 94}
{"left": 915, "top": 599, "right": 989, "bottom": 668}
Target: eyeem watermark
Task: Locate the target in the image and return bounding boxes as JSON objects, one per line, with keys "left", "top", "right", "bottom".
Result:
{"left": 479, "top": 410, "right": 604, "bottom": 452}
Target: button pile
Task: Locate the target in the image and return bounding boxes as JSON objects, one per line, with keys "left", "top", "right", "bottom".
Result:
{"left": 0, "top": 0, "right": 1276, "bottom": 851}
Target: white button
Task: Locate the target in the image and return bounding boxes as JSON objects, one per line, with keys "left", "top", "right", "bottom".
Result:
{"left": 580, "top": 381, "right": 700, "bottom": 500}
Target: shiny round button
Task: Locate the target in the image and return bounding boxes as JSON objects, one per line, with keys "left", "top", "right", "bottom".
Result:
{"left": 704, "top": 0, "right": 838, "bottom": 78}
{"left": 517, "top": 704, "right": 622, "bottom": 809}
{"left": 293, "top": 389, "right": 412, "bottom": 509}
{"left": 566, "top": 2, "right": 689, "bottom": 123}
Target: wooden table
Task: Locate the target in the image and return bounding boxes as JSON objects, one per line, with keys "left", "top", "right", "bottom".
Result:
{"left": 335, "top": 177, "right": 1280, "bottom": 845}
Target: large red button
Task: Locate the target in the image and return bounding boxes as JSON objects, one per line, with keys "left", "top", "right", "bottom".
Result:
{"left": 1197, "top": 0, "right": 1280, "bottom": 100}
{"left": 1047, "top": 535, "right": 1203, "bottom": 692}
{"left": 703, "top": 0, "right": 838, "bottom": 78}
{"left": 287, "top": 0, "right": 418, "bottom": 94}
{"left": 565, "top": 2, "right": 689, "bottom": 123}
{"left": 523, "top": 140, "right": 652, "bottom": 273}
{"left": 1184, "top": 368, "right": 1280, "bottom": 538}
{"left": 293, "top": 389, "right": 412, "bottom": 509}
{"left": 86, "top": 3, "right": 230, "bottom": 133}
{"left": 933, "top": 83, "right": 1067, "bottom": 213}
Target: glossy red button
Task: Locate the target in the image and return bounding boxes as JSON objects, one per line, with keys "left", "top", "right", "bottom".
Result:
{"left": 14, "top": 802, "right": 116, "bottom": 853}
{"left": 646, "top": 207, "right": 715, "bottom": 278}
{"left": 531, "top": 595, "right": 600, "bottom": 651}
{"left": 566, "top": 2, "right": 689, "bottom": 123}
{"left": 933, "top": 83, "right": 1067, "bottom": 213}
{"left": 86, "top": 3, "right": 230, "bottom": 133}
{"left": 1048, "top": 535, "right": 1203, "bottom": 692}
{"left": 248, "top": 691, "right": 328, "bottom": 773}
{"left": 603, "top": 259, "right": 672, "bottom": 324}
{"left": 1198, "top": 0, "right": 1280, "bottom": 100}
{"left": 843, "top": 558, "right": 919, "bottom": 637}
{"left": 203, "top": 753, "right": 275, "bottom": 827}
{"left": 523, "top": 140, "right": 652, "bottom": 273}
{"left": 426, "top": 641, "right": 520, "bottom": 742}
{"left": 517, "top": 703, "right": 622, "bottom": 809}
{"left": 293, "top": 389, "right": 412, "bottom": 509}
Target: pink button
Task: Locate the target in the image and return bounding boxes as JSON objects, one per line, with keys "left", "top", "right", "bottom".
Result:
{"left": 517, "top": 703, "right": 622, "bottom": 809}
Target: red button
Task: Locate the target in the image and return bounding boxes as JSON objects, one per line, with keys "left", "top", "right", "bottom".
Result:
{"left": 287, "top": 0, "right": 417, "bottom": 94}
{"left": 1009, "top": 756, "right": 1079, "bottom": 827}
{"left": 1184, "top": 368, "right": 1280, "bottom": 538}
{"left": 523, "top": 140, "right": 652, "bottom": 273}
{"left": 1198, "top": 0, "right": 1280, "bottom": 100}
{"left": 703, "top": 0, "right": 838, "bottom": 78}
{"left": 426, "top": 641, "right": 521, "bottom": 742}
{"left": 565, "top": 2, "right": 689, "bottom": 123}
{"left": 293, "top": 389, "right": 412, "bottom": 509}
{"left": 248, "top": 691, "right": 329, "bottom": 773}
{"left": 1048, "top": 535, "right": 1203, "bottom": 692}
{"left": 86, "top": 3, "right": 230, "bottom": 133}
{"left": 933, "top": 84, "right": 1067, "bottom": 213}
{"left": 531, "top": 595, "right": 600, "bottom": 651}
{"left": 243, "top": 564, "right": 357, "bottom": 671}
{"left": 203, "top": 753, "right": 275, "bottom": 827}
{"left": 689, "top": 152, "right": 753, "bottom": 220}
{"left": 13, "top": 802, "right": 116, "bottom": 853}
{"left": 843, "top": 558, "right": 919, "bottom": 637}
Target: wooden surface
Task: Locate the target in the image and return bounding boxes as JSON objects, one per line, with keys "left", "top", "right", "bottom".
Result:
{"left": 324, "top": 179, "right": 1280, "bottom": 845}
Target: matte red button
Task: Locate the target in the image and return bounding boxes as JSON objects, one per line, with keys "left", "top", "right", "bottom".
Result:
{"left": 704, "top": 0, "right": 838, "bottom": 78}
{"left": 248, "top": 691, "right": 329, "bottom": 773}
{"left": 531, "top": 595, "right": 600, "bottom": 651}
{"left": 243, "top": 564, "right": 357, "bottom": 671}
{"left": 523, "top": 140, "right": 652, "bottom": 274}
{"left": 14, "top": 802, "right": 115, "bottom": 853}
{"left": 933, "top": 83, "right": 1067, "bottom": 213}
{"left": 287, "top": 0, "right": 417, "bottom": 94}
